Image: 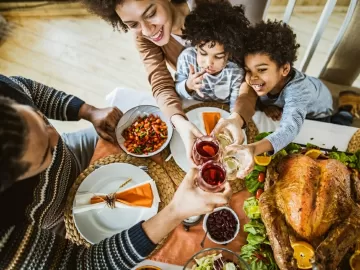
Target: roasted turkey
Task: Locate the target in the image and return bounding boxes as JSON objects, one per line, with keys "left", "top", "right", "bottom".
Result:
{"left": 259, "top": 154, "right": 360, "bottom": 270}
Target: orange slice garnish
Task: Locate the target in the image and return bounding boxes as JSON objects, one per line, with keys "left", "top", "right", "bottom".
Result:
{"left": 305, "top": 149, "right": 322, "bottom": 159}
{"left": 254, "top": 156, "right": 272, "bottom": 166}
{"left": 291, "top": 241, "right": 315, "bottom": 269}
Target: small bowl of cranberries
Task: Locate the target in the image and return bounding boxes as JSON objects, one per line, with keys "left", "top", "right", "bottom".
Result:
{"left": 203, "top": 206, "right": 240, "bottom": 245}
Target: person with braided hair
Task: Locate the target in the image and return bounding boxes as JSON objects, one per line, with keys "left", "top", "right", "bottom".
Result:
{"left": 0, "top": 74, "right": 231, "bottom": 269}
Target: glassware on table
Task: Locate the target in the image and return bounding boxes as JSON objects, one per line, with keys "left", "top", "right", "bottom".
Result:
{"left": 183, "top": 247, "right": 250, "bottom": 270}
{"left": 192, "top": 136, "right": 221, "bottom": 166}
{"left": 197, "top": 161, "right": 227, "bottom": 192}
{"left": 215, "top": 132, "right": 233, "bottom": 150}
{"left": 223, "top": 145, "right": 253, "bottom": 180}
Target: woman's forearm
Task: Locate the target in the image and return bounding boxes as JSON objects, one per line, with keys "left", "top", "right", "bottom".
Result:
{"left": 142, "top": 203, "right": 183, "bottom": 244}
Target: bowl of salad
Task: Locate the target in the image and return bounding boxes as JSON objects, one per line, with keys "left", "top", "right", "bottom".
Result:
{"left": 183, "top": 248, "right": 250, "bottom": 270}
{"left": 116, "top": 105, "right": 173, "bottom": 157}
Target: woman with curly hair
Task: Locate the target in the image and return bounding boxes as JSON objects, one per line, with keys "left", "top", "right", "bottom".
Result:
{"left": 239, "top": 20, "right": 334, "bottom": 165}
{"left": 81, "top": 0, "right": 268, "bottom": 162}
{"left": 175, "top": 1, "right": 248, "bottom": 111}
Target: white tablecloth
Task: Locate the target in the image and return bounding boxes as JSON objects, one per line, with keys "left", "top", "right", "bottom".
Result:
{"left": 107, "top": 88, "right": 358, "bottom": 152}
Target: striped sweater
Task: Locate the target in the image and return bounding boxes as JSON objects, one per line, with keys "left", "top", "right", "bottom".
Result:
{"left": 0, "top": 75, "right": 156, "bottom": 269}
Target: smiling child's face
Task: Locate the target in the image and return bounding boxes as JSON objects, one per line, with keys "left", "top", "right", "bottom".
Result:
{"left": 244, "top": 53, "right": 290, "bottom": 96}
{"left": 196, "top": 41, "right": 229, "bottom": 75}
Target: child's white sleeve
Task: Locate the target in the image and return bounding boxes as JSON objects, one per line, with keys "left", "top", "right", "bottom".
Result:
{"left": 229, "top": 68, "right": 245, "bottom": 112}
{"left": 174, "top": 49, "right": 196, "bottom": 99}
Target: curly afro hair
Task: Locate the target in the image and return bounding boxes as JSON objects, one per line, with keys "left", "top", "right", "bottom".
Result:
{"left": 182, "top": 0, "right": 250, "bottom": 64}
{"left": 245, "top": 20, "right": 300, "bottom": 67}
{"left": 81, "top": 0, "right": 186, "bottom": 32}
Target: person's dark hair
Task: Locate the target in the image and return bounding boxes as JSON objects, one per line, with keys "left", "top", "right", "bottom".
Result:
{"left": 245, "top": 20, "right": 300, "bottom": 67}
{"left": 80, "top": 0, "right": 187, "bottom": 32}
{"left": 0, "top": 97, "right": 30, "bottom": 193}
{"left": 182, "top": 0, "right": 250, "bottom": 64}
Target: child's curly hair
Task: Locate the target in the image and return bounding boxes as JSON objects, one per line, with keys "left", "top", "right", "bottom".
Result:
{"left": 245, "top": 20, "right": 300, "bottom": 67}
{"left": 182, "top": 0, "right": 250, "bottom": 64}
{"left": 80, "top": 0, "right": 186, "bottom": 32}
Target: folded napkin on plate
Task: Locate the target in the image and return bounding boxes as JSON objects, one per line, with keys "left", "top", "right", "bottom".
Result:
{"left": 73, "top": 180, "right": 160, "bottom": 214}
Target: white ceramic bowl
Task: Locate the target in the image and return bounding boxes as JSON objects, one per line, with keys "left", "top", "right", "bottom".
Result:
{"left": 203, "top": 206, "right": 240, "bottom": 245}
{"left": 116, "top": 105, "right": 173, "bottom": 157}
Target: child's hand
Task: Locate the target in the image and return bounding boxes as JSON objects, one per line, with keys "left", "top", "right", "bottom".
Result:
{"left": 263, "top": 106, "right": 282, "bottom": 121}
{"left": 186, "top": 64, "right": 206, "bottom": 98}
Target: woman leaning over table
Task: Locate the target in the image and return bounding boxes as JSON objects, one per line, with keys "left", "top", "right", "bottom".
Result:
{"left": 0, "top": 75, "right": 231, "bottom": 269}
{"left": 82, "top": 0, "right": 267, "bottom": 161}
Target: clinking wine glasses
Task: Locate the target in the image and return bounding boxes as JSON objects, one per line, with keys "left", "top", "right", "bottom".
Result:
{"left": 192, "top": 136, "right": 226, "bottom": 192}
{"left": 192, "top": 134, "right": 252, "bottom": 191}
{"left": 192, "top": 136, "right": 221, "bottom": 165}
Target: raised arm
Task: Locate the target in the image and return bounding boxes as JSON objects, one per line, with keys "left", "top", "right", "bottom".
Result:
{"left": 136, "top": 35, "right": 185, "bottom": 120}
{"left": 9, "top": 76, "right": 85, "bottom": 121}
{"left": 1, "top": 169, "right": 231, "bottom": 269}
{"left": 232, "top": 82, "right": 257, "bottom": 127}
{"left": 0, "top": 222, "right": 155, "bottom": 270}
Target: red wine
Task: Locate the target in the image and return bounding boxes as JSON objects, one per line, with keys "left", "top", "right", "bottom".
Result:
{"left": 201, "top": 164, "right": 226, "bottom": 186}
{"left": 196, "top": 141, "right": 219, "bottom": 157}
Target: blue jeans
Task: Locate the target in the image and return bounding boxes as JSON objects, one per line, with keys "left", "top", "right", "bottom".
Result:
{"left": 61, "top": 127, "right": 99, "bottom": 174}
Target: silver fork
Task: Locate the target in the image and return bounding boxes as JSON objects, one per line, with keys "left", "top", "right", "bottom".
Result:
{"left": 137, "top": 165, "right": 149, "bottom": 172}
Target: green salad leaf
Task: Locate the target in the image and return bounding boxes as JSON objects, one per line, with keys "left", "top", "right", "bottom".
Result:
{"left": 285, "top": 143, "right": 302, "bottom": 154}
{"left": 240, "top": 244, "right": 278, "bottom": 270}
{"left": 255, "top": 132, "right": 273, "bottom": 142}
{"left": 306, "top": 143, "right": 320, "bottom": 150}
{"left": 244, "top": 220, "right": 270, "bottom": 246}
{"left": 243, "top": 197, "right": 261, "bottom": 219}
{"left": 244, "top": 220, "right": 267, "bottom": 236}
{"left": 194, "top": 254, "right": 217, "bottom": 270}
{"left": 328, "top": 149, "right": 360, "bottom": 171}
{"left": 241, "top": 197, "right": 278, "bottom": 270}
{"left": 245, "top": 166, "right": 265, "bottom": 194}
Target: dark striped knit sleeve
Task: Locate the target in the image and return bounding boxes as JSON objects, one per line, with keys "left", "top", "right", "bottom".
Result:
{"left": 0, "top": 222, "right": 156, "bottom": 270}
{"left": 9, "top": 76, "right": 85, "bottom": 121}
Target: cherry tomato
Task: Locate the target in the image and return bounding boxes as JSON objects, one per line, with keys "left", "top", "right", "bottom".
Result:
{"left": 256, "top": 189, "right": 264, "bottom": 199}
{"left": 258, "top": 172, "right": 265, "bottom": 183}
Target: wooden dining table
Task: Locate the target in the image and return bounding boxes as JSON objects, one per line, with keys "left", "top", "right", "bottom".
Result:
{"left": 70, "top": 88, "right": 360, "bottom": 269}
{"left": 89, "top": 137, "right": 252, "bottom": 269}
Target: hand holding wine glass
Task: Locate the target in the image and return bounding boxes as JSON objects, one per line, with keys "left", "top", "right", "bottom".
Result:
{"left": 211, "top": 112, "right": 245, "bottom": 146}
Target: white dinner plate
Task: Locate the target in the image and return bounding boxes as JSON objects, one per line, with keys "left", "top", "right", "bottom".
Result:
{"left": 170, "top": 107, "right": 247, "bottom": 172}
{"left": 73, "top": 163, "right": 159, "bottom": 244}
{"left": 116, "top": 105, "right": 173, "bottom": 158}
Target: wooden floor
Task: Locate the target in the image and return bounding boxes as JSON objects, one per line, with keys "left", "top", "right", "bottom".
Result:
{"left": 0, "top": 6, "right": 358, "bottom": 133}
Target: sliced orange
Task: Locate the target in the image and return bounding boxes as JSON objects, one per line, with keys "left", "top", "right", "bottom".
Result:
{"left": 291, "top": 241, "right": 315, "bottom": 269}
{"left": 305, "top": 149, "right": 322, "bottom": 159}
{"left": 350, "top": 252, "right": 360, "bottom": 270}
{"left": 254, "top": 155, "right": 272, "bottom": 166}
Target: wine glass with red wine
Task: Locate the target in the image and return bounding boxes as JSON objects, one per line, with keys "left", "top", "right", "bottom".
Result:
{"left": 192, "top": 136, "right": 221, "bottom": 166}
{"left": 197, "top": 161, "right": 227, "bottom": 192}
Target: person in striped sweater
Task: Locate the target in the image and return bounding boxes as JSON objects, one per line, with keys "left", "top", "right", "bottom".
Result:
{"left": 0, "top": 74, "right": 232, "bottom": 269}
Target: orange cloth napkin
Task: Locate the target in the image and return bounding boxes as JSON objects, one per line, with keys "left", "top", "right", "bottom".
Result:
{"left": 74, "top": 181, "right": 159, "bottom": 214}
{"left": 202, "top": 112, "right": 221, "bottom": 135}
{"left": 90, "top": 182, "right": 154, "bottom": 208}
